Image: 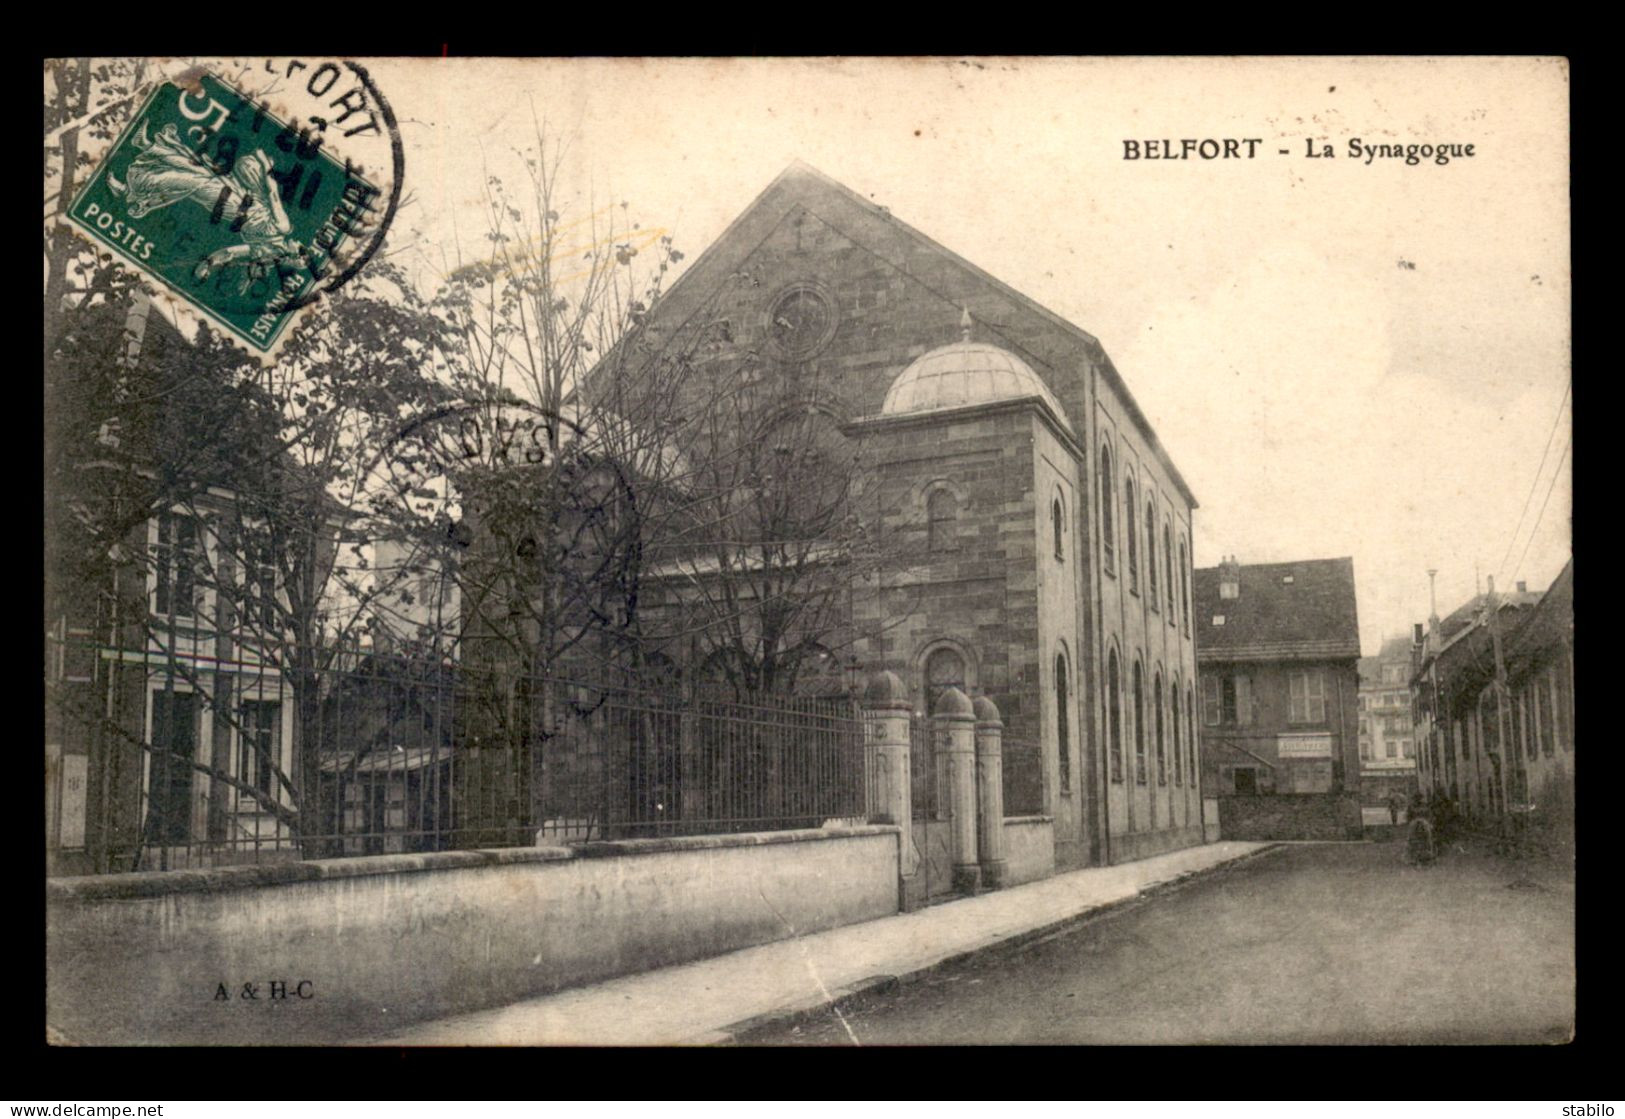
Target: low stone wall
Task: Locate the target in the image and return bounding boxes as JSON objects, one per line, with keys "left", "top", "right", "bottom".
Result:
{"left": 47, "top": 825, "right": 901, "bottom": 1046}
{"left": 1217, "top": 793, "right": 1363, "bottom": 841}
{"left": 1001, "top": 816, "right": 1055, "bottom": 886}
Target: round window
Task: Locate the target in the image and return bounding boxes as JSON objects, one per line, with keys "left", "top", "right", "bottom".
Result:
{"left": 767, "top": 282, "right": 838, "bottom": 360}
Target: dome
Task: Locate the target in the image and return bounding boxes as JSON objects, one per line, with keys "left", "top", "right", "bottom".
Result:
{"left": 881, "top": 329, "right": 1067, "bottom": 425}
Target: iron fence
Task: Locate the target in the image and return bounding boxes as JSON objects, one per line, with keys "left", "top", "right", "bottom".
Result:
{"left": 45, "top": 639, "right": 877, "bottom": 874}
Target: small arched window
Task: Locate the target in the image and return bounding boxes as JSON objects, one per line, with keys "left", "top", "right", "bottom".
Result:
{"left": 1107, "top": 649, "right": 1123, "bottom": 783}
{"left": 1146, "top": 501, "right": 1159, "bottom": 607}
{"left": 927, "top": 488, "right": 957, "bottom": 553}
{"left": 1133, "top": 659, "right": 1147, "bottom": 785}
{"left": 1055, "top": 652, "right": 1072, "bottom": 793}
{"left": 1125, "top": 478, "right": 1139, "bottom": 592}
{"left": 924, "top": 645, "right": 967, "bottom": 715}
{"left": 1100, "top": 448, "right": 1116, "bottom": 573}
{"left": 1154, "top": 671, "right": 1167, "bottom": 786}
{"left": 1052, "top": 495, "right": 1065, "bottom": 561}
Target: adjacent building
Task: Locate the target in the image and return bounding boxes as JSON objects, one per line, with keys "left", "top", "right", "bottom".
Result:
{"left": 1412, "top": 563, "right": 1572, "bottom": 857}
{"left": 45, "top": 301, "right": 354, "bottom": 874}
{"left": 1193, "top": 556, "right": 1362, "bottom": 839}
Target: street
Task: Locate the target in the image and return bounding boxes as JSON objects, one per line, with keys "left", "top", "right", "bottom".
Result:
{"left": 737, "top": 840, "right": 1575, "bottom": 1046}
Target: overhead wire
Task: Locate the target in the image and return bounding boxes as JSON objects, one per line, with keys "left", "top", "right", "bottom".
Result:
{"left": 1509, "top": 434, "right": 1571, "bottom": 588}
{"left": 1495, "top": 381, "right": 1570, "bottom": 587}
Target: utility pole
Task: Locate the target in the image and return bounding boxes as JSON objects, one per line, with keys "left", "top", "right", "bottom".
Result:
{"left": 1485, "top": 576, "right": 1513, "bottom": 833}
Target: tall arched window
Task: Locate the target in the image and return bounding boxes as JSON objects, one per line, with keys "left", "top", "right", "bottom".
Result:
{"left": 1107, "top": 649, "right": 1124, "bottom": 783}
{"left": 927, "top": 488, "right": 957, "bottom": 553}
{"left": 1180, "top": 537, "right": 1191, "bottom": 632}
{"left": 1052, "top": 494, "right": 1065, "bottom": 561}
{"left": 1146, "top": 501, "right": 1159, "bottom": 607}
{"left": 1100, "top": 448, "right": 1115, "bottom": 573}
{"left": 1133, "top": 659, "right": 1147, "bottom": 785}
{"left": 1171, "top": 676, "right": 1183, "bottom": 787}
{"left": 1164, "top": 522, "right": 1176, "bottom": 618}
{"left": 1125, "top": 478, "right": 1139, "bottom": 592}
{"left": 1154, "top": 672, "right": 1167, "bottom": 785}
{"left": 1055, "top": 652, "right": 1071, "bottom": 793}
{"left": 1187, "top": 682, "right": 1197, "bottom": 784}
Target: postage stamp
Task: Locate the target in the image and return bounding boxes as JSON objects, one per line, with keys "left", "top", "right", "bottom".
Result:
{"left": 63, "top": 64, "right": 401, "bottom": 360}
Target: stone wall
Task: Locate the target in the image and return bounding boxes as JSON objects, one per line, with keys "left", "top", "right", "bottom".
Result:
{"left": 47, "top": 825, "right": 900, "bottom": 1046}
{"left": 1216, "top": 793, "right": 1363, "bottom": 842}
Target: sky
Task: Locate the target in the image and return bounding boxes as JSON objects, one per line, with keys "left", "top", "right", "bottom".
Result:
{"left": 95, "top": 56, "right": 1573, "bottom": 657}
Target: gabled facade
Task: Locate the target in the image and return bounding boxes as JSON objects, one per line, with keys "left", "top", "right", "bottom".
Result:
{"left": 1193, "top": 556, "right": 1361, "bottom": 800}
{"left": 627, "top": 162, "right": 1204, "bottom": 868}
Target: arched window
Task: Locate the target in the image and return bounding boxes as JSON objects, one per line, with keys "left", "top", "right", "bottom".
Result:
{"left": 924, "top": 646, "right": 967, "bottom": 715}
{"left": 1154, "top": 672, "right": 1167, "bottom": 785}
{"left": 1125, "top": 478, "right": 1139, "bottom": 592}
{"left": 1180, "top": 537, "right": 1191, "bottom": 632}
{"left": 1164, "top": 522, "right": 1176, "bottom": 619}
{"left": 1055, "top": 651, "right": 1071, "bottom": 793}
{"left": 1146, "top": 500, "right": 1159, "bottom": 607}
{"left": 1187, "top": 682, "right": 1197, "bottom": 784}
{"left": 1100, "top": 448, "right": 1116, "bottom": 573}
{"left": 1107, "top": 649, "right": 1124, "bottom": 783}
{"left": 1171, "top": 676, "right": 1183, "bottom": 786}
{"left": 1133, "top": 659, "right": 1147, "bottom": 785}
{"left": 927, "top": 488, "right": 957, "bottom": 553}
{"left": 1052, "top": 494, "right": 1065, "bottom": 561}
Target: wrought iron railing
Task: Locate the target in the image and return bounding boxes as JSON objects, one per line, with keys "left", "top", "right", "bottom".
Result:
{"left": 46, "top": 638, "right": 876, "bottom": 874}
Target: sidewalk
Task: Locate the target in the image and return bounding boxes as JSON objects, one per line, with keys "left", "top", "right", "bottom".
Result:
{"left": 361, "top": 839, "right": 1276, "bottom": 1046}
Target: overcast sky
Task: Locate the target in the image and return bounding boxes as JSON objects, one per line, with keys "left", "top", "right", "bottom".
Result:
{"left": 340, "top": 58, "right": 1571, "bottom": 655}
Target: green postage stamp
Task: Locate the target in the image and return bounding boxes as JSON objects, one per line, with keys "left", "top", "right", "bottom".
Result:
{"left": 65, "top": 70, "right": 389, "bottom": 358}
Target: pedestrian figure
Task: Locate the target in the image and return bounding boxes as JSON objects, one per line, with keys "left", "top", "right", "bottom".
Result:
{"left": 1388, "top": 793, "right": 1403, "bottom": 826}
{"left": 1406, "top": 812, "right": 1436, "bottom": 865}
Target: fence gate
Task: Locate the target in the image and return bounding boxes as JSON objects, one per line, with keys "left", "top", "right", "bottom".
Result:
{"left": 910, "top": 718, "right": 955, "bottom": 902}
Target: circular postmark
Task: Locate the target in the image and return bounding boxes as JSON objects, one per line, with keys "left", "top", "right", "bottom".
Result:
{"left": 183, "top": 58, "right": 405, "bottom": 317}
{"left": 374, "top": 396, "right": 641, "bottom": 606}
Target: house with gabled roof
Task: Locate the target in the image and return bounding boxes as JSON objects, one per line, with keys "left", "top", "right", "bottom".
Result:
{"left": 1192, "top": 556, "right": 1362, "bottom": 834}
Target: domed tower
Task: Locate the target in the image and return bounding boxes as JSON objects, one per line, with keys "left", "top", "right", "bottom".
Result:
{"left": 848, "top": 309, "right": 1086, "bottom": 867}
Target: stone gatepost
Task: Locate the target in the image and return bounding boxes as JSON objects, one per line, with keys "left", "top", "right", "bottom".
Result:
{"left": 863, "top": 670, "right": 916, "bottom": 885}
{"left": 935, "top": 686, "right": 981, "bottom": 895}
{"left": 973, "top": 694, "right": 1008, "bottom": 889}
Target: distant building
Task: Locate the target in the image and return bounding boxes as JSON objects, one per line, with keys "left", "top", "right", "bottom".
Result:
{"left": 1413, "top": 563, "right": 1572, "bottom": 856}
{"left": 1357, "top": 635, "right": 1418, "bottom": 810}
{"left": 1193, "top": 556, "right": 1363, "bottom": 840}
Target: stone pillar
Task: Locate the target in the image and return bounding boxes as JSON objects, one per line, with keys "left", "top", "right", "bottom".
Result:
{"left": 935, "top": 686, "right": 980, "bottom": 895}
{"left": 863, "top": 670, "right": 916, "bottom": 881}
{"left": 973, "top": 694, "right": 1008, "bottom": 889}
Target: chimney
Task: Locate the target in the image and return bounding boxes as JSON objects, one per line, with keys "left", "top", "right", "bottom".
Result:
{"left": 1412, "top": 623, "right": 1424, "bottom": 647}
{"left": 1219, "top": 555, "right": 1241, "bottom": 600}
{"left": 1516, "top": 580, "right": 1527, "bottom": 594}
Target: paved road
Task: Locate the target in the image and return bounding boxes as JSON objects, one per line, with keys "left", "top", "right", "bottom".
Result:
{"left": 738, "top": 841, "right": 1574, "bottom": 1045}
